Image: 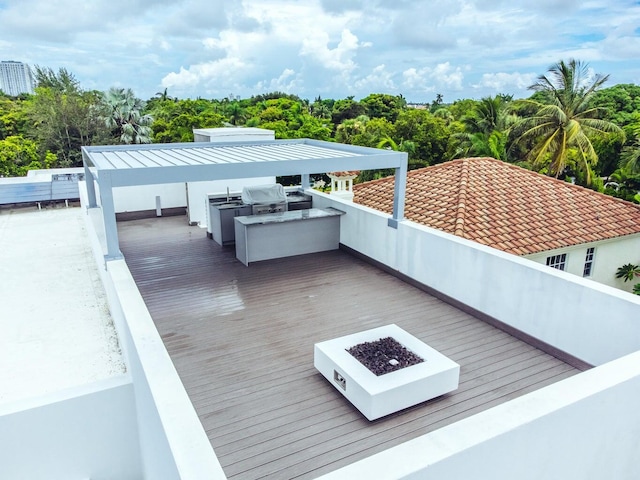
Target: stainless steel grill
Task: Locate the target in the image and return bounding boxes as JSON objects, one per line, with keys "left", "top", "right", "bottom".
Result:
{"left": 242, "top": 184, "right": 287, "bottom": 215}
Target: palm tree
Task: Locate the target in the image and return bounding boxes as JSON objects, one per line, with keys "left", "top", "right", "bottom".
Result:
{"left": 377, "top": 136, "right": 415, "bottom": 156}
{"left": 620, "top": 126, "right": 640, "bottom": 174}
{"left": 512, "top": 59, "right": 622, "bottom": 184}
{"left": 102, "top": 87, "right": 153, "bottom": 144}
{"left": 226, "top": 102, "right": 247, "bottom": 126}
{"left": 454, "top": 96, "right": 514, "bottom": 160}
{"left": 615, "top": 263, "right": 640, "bottom": 282}
{"left": 335, "top": 115, "right": 369, "bottom": 144}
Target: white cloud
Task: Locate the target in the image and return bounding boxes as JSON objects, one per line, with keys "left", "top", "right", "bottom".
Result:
{"left": 253, "top": 68, "right": 301, "bottom": 93}
{"left": 1, "top": 0, "right": 638, "bottom": 101}
{"left": 161, "top": 57, "right": 249, "bottom": 90}
{"left": 403, "top": 63, "right": 464, "bottom": 93}
{"left": 354, "top": 64, "right": 396, "bottom": 91}
{"left": 432, "top": 63, "right": 464, "bottom": 90}
{"left": 300, "top": 29, "right": 366, "bottom": 73}
{"left": 475, "top": 72, "right": 536, "bottom": 91}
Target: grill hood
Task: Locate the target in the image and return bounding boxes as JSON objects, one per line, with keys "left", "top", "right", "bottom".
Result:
{"left": 241, "top": 184, "right": 287, "bottom": 205}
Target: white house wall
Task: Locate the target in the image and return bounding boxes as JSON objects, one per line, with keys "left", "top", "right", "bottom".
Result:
{"left": 525, "top": 234, "right": 640, "bottom": 292}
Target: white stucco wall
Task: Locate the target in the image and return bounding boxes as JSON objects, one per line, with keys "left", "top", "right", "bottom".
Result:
{"left": 113, "top": 183, "right": 188, "bottom": 212}
{"left": 82, "top": 185, "right": 226, "bottom": 480}
{"left": 320, "top": 351, "right": 640, "bottom": 480}
{"left": 0, "top": 378, "right": 142, "bottom": 480}
{"left": 310, "top": 191, "right": 640, "bottom": 367}
{"left": 311, "top": 191, "right": 399, "bottom": 268}
{"left": 525, "top": 234, "right": 640, "bottom": 292}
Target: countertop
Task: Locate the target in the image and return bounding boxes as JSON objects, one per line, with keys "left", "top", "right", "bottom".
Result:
{"left": 234, "top": 207, "right": 344, "bottom": 226}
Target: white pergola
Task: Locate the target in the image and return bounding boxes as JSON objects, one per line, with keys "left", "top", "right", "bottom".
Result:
{"left": 82, "top": 138, "right": 408, "bottom": 261}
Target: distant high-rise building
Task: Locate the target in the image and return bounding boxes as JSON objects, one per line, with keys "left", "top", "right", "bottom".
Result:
{"left": 0, "top": 60, "right": 34, "bottom": 96}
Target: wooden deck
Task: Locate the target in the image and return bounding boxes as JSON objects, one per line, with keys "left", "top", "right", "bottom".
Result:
{"left": 118, "top": 215, "right": 584, "bottom": 480}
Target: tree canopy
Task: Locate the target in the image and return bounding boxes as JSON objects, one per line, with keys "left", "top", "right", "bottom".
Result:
{"left": 1, "top": 60, "right": 639, "bottom": 204}
{"left": 511, "top": 59, "right": 623, "bottom": 184}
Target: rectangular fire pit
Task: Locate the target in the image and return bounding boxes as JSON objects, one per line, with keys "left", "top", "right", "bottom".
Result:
{"left": 314, "top": 324, "right": 460, "bottom": 420}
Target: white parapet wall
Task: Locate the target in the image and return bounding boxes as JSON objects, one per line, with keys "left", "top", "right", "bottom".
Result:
{"left": 309, "top": 189, "right": 640, "bottom": 480}
{"left": 113, "top": 183, "right": 188, "bottom": 213}
{"left": 309, "top": 190, "right": 640, "bottom": 367}
{"left": 318, "top": 350, "right": 640, "bottom": 480}
{"left": 82, "top": 184, "right": 226, "bottom": 480}
{"left": 0, "top": 377, "right": 141, "bottom": 480}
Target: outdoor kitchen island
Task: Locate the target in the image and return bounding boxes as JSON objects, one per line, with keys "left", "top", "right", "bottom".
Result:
{"left": 234, "top": 207, "right": 344, "bottom": 266}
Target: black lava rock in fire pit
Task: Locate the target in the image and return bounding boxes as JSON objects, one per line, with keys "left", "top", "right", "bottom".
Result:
{"left": 346, "top": 336, "right": 424, "bottom": 376}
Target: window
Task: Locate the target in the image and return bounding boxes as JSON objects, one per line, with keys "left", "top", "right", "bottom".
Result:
{"left": 546, "top": 253, "right": 567, "bottom": 271}
{"left": 583, "top": 247, "right": 595, "bottom": 277}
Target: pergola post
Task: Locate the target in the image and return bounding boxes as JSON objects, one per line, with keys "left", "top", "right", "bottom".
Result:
{"left": 301, "top": 174, "right": 311, "bottom": 189}
{"left": 99, "top": 172, "right": 122, "bottom": 261}
{"left": 388, "top": 155, "right": 408, "bottom": 229}
{"left": 83, "top": 164, "right": 97, "bottom": 208}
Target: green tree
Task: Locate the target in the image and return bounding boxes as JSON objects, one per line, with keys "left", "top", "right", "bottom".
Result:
{"left": 335, "top": 115, "right": 369, "bottom": 144}
{"left": 310, "top": 96, "right": 334, "bottom": 120}
{"left": 512, "top": 59, "right": 623, "bottom": 184}
{"left": 589, "top": 84, "right": 640, "bottom": 127}
{"left": 225, "top": 101, "right": 247, "bottom": 126}
{"left": 28, "top": 86, "right": 108, "bottom": 167}
{"left": 453, "top": 96, "right": 514, "bottom": 160}
{"left": 291, "top": 115, "right": 333, "bottom": 140}
{"left": 615, "top": 263, "right": 640, "bottom": 282}
{"left": 394, "top": 109, "right": 450, "bottom": 168}
{"left": 150, "top": 98, "right": 224, "bottom": 143}
{"left": 248, "top": 98, "right": 325, "bottom": 139}
{"left": 331, "top": 97, "right": 366, "bottom": 126}
{"left": 33, "top": 66, "right": 80, "bottom": 94}
{"left": 619, "top": 121, "right": 640, "bottom": 174}
{"left": 0, "top": 95, "right": 30, "bottom": 140}
{"left": 360, "top": 93, "right": 406, "bottom": 123}
{"left": 101, "top": 88, "right": 153, "bottom": 144}
{"left": 604, "top": 167, "right": 640, "bottom": 203}
{"left": 0, "top": 135, "right": 56, "bottom": 176}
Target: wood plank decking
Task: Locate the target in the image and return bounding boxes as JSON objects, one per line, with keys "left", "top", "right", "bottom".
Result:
{"left": 118, "top": 215, "right": 584, "bottom": 480}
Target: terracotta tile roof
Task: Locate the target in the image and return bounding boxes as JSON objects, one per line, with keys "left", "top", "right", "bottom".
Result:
{"left": 353, "top": 157, "right": 640, "bottom": 255}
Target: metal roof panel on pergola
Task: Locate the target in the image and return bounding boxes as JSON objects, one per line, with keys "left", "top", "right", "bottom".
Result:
{"left": 81, "top": 138, "right": 408, "bottom": 261}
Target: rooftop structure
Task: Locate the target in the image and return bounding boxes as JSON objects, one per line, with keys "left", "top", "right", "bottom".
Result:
{"left": 3, "top": 141, "right": 640, "bottom": 479}
{"left": 81, "top": 139, "right": 408, "bottom": 259}
{"left": 353, "top": 157, "right": 640, "bottom": 255}
{"left": 0, "top": 60, "right": 34, "bottom": 96}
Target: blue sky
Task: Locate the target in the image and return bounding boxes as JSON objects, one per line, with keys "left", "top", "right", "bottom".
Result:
{"left": 1, "top": 0, "right": 639, "bottom": 103}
